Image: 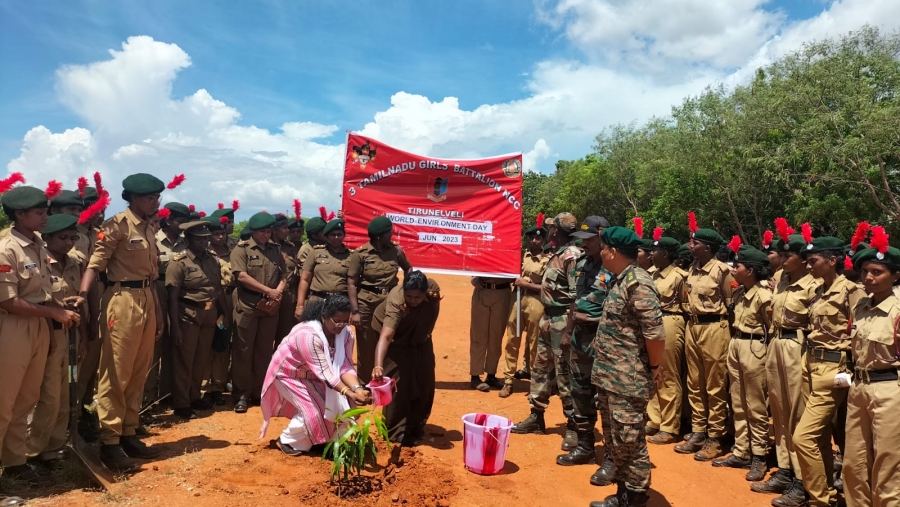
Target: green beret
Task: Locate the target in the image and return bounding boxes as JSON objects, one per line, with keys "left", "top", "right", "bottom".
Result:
{"left": 524, "top": 226, "right": 546, "bottom": 237}
{"left": 853, "top": 246, "right": 900, "bottom": 271}
{"left": 734, "top": 245, "right": 770, "bottom": 266}
{"left": 323, "top": 218, "right": 345, "bottom": 236}
{"left": 50, "top": 190, "right": 84, "bottom": 209}
{"left": 653, "top": 236, "right": 681, "bottom": 251}
{"left": 803, "top": 236, "right": 845, "bottom": 256}
{"left": 273, "top": 213, "right": 289, "bottom": 227}
{"left": 367, "top": 216, "right": 393, "bottom": 236}
{"left": 164, "top": 202, "right": 192, "bottom": 220}
{"left": 600, "top": 226, "right": 642, "bottom": 249}
{"left": 288, "top": 219, "right": 305, "bottom": 230}
{"left": 678, "top": 243, "right": 692, "bottom": 259}
{"left": 248, "top": 212, "right": 276, "bottom": 231}
{"left": 692, "top": 228, "right": 725, "bottom": 246}
{"left": 846, "top": 242, "right": 868, "bottom": 257}
{"left": 180, "top": 220, "right": 211, "bottom": 237}
{"left": 240, "top": 228, "right": 252, "bottom": 240}
{"left": 202, "top": 216, "right": 225, "bottom": 232}
{"left": 305, "top": 217, "right": 326, "bottom": 235}
{"left": 42, "top": 213, "right": 78, "bottom": 236}
{"left": 2, "top": 186, "right": 49, "bottom": 210}
{"left": 82, "top": 187, "right": 99, "bottom": 205}
{"left": 122, "top": 173, "right": 165, "bottom": 196}
{"left": 639, "top": 238, "right": 655, "bottom": 251}
{"left": 774, "top": 234, "right": 807, "bottom": 254}
{"left": 210, "top": 208, "right": 235, "bottom": 221}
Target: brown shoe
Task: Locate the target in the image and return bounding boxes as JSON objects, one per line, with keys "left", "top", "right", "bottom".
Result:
{"left": 498, "top": 384, "right": 513, "bottom": 398}
{"left": 647, "top": 431, "right": 680, "bottom": 445}
{"left": 644, "top": 425, "right": 659, "bottom": 436}
{"left": 712, "top": 453, "right": 751, "bottom": 468}
{"left": 674, "top": 432, "right": 706, "bottom": 454}
{"left": 693, "top": 437, "right": 724, "bottom": 461}
{"left": 745, "top": 455, "right": 768, "bottom": 482}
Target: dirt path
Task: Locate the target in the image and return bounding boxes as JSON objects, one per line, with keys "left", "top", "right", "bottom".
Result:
{"left": 21, "top": 274, "right": 766, "bottom": 506}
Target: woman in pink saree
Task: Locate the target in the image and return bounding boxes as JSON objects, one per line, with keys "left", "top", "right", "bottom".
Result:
{"left": 259, "top": 296, "right": 370, "bottom": 455}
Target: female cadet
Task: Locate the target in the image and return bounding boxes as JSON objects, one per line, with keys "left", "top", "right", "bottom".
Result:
{"left": 230, "top": 212, "right": 286, "bottom": 414}
{"left": 371, "top": 270, "right": 441, "bottom": 446}
{"left": 167, "top": 221, "right": 230, "bottom": 420}
{"left": 843, "top": 230, "right": 900, "bottom": 507}
{"left": 751, "top": 222, "right": 819, "bottom": 498}
{"left": 0, "top": 186, "right": 80, "bottom": 488}
{"left": 347, "top": 216, "right": 411, "bottom": 384}
{"left": 793, "top": 236, "right": 863, "bottom": 507}
{"left": 712, "top": 243, "right": 772, "bottom": 483}
{"left": 295, "top": 218, "right": 351, "bottom": 317}
{"left": 273, "top": 214, "right": 300, "bottom": 344}
{"left": 645, "top": 234, "right": 688, "bottom": 445}
{"left": 201, "top": 216, "right": 235, "bottom": 406}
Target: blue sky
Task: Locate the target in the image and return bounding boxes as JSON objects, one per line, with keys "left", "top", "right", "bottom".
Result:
{"left": 2, "top": 0, "right": 897, "bottom": 214}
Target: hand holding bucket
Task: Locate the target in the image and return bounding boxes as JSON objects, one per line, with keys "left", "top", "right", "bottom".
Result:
{"left": 366, "top": 377, "right": 396, "bottom": 407}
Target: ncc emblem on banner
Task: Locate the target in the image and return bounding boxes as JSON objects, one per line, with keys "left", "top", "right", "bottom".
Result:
{"left": 427, "top": 176, "right": 449, "bottom": 202}
{"left": 351, "top": 141, "right": 377, "bottom": 168}
{"left": 502, "top": 158, "right": 522, "bottom": 178}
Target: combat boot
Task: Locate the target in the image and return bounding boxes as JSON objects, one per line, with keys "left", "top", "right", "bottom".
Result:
{"left": 557, "top": 429, "right": 596, "bottom": 466}
{"left": 561, "top": 418, "right": 578, "bottom": 451}
{"left": 712, "top": 453, "right": 751, "bottom": 469}
{"left": 121, "top": 435, "right": 161, "bottom": 459}
{"left": 589, "top": 456, "right": 617, "bottom": 486}
{"left": 511, "top": 410, "right": 545, "bottom": 434}
{"left": 647, "top": 431, "right": 680, "bottom": 445}
{"left": 589, "top": 482, "right": 636, "bottom": 507}
{"left": 99, "top": 444, "right": 141, "bottom": 473}
{"left": 674, "top": 431, "right": 706, "bottom": 454}
{"left": 771, "top": 479, "right": 809, "bottom": 507}
{"left": 746, "top": 455, "right": 768, "bottom": 482}
{"left": 694, "top": 436, "right": 725, "bottom": 461}
{"left": 751, "top": 468, "right": 794, "bottom": 494}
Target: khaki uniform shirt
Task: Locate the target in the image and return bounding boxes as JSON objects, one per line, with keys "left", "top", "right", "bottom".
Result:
{"left": 230, "top": 238, "right": 286, "bottom": 293}
{"left": 807, "top": 275, "right": 864, "bottom": 352}
{"left": 653, "top": 264, "right": 688, "bottom": 314}
{"left": 156, "top": 229, "right": 186, "bottom": 280}
{"left": 303, "top": 244, "right": 351, "bottom": 294}
{"left": 297, "top": 239, "right": 320, "bottom": 265}
{"left": 686, "top": 258, "right": 735, "bottom": 315}
{"left": 540, "top": 242, "right": 581, "bottom": 309}
{"left": 771, "top": 273, "right": 819, "bottom": 332}
{"left": 521, "top": 250, "right": 550, "bottom": 289}
{"left": 0, "top": 229, "right": 53, "bottom": 304}
{"left": 166, "top": 249, "right": 223, "bottom": 303}
{"left": 226, "top": 237, "right": 238, "bottom": 252}
{"left": 851, "top": 294, "right": 900, "bottom": 371}
{"left": 278, "top": 239, "right": 300, "bottom": 287}
{"left": 49, "top": 250, "right": 85, "bottom": 306}
{"left": 732, "top": 283, "right": 773, "bottom": 336}
{"left": 72, "top": 224, "right": 97, "bottom": 263}
{"left": 347, "top": 241, "right": 405, "bottom": 304}
{"left": 88, "top": 208, "right": 159, "bottom": 282}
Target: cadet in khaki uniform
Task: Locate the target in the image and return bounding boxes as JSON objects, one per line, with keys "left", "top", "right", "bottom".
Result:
{"left": 167, "top": 221, "right": 230, "bottom": 420}
{"left": 201, "top": 216, "right": 236, "bottom": 406}
{"left": 0, "top": 186, "right": 80, "bottom": 493}
{"left": 843, "top": 240, "right": 900, "bottom": 507}
{"left": 468, "top": 273, "right": 514, "bottom": 391}
{"left": 712, "top": 245, "right": 772, "bottom": 482}
{"left": 273, "top": 214, "right": 300, "bottom": 344}
{"left": 288, "top": 218, "right": 305, "bottom": 247}
{"left": 297, "top": 216, "right": 325, "bottom": 265}
{"left": 230, "top": 212, "right": 286, "bottom": 413}
{"left": 209, "top": 207, "right": 238, "bottom": 252}
{"left": 296, "top": 219, "right": 350, "bottom": 315}
{"left": 674, "top": 228, "right": 735, "bottom": 461}
{"left": 79, "top": 173, "right": 166, "bottom": 472}
{"left": 500, "top": 225, "right": 550, "bottom": 397}
{"left": 751, "top": 232, "right": 820, "bottom": 496}
{"left": 347, "top": 216, "right": 411, "bottom": 384}
{"left": 791, "top": 237, "right": 864, "bottom": 507}
{"left": 26, "top": 215, "right": 85, "bottom": 464}
{"left": 646, "top": 235, "right": 689, "bottom": 445}
{"left": 512, "top": 213, "right": 580, "bottom": 452}
{"left": 589, "top": 226, "right": 666, "bottom": 507}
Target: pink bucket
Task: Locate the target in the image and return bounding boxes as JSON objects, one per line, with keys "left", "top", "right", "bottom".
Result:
{"left": 366, "top": 377, "right": 395, "bottom": 407}
{"left": 461, "top": 413, "right": 513, "bottom": 475}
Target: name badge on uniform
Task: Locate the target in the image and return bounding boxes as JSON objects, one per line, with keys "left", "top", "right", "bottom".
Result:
{"left": 364, "top": 259, "right": 376, "bottom": 265}
{"left": 249, "top": 255, "right": 260, "bottom": 260}
{"left": 130, "top": 238, "right": 143, "bottom": 244}
{"left": 24, "top": 263, "right": 37, "bottom": 270}
{"left": 186, "top": 267, "right": 198, "bottom": 273}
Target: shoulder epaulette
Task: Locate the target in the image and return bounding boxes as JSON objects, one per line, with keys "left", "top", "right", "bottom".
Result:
{"left": 237, "top": 240, "right": 249, "bottom": 247}
{"left": 313, "top": 244, "right": 326, "bottom": 250}
{"left": 625, "top": 268, "right": 639, "bottom": 287}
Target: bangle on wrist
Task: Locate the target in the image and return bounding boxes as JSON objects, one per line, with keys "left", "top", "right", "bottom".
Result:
{"left": 340, "top": 387, "right": 349, "bottom": 396}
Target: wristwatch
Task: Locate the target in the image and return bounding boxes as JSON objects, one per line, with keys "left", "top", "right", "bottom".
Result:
{"left": 350, "top": 384, "right": 363, "bottom": 392}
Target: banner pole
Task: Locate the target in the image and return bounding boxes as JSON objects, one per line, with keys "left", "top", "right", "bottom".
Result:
{"left": 516, "top": 286, "right": 521, "bottom": 337}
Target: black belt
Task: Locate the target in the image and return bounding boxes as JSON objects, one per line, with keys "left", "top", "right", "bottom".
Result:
{"left": 310, "top": 290, "right": 348, "bottom": 299}
{"left": 98, "top": 272, "right": 108, "bottom": 284}
{"left": 179, "top": 297, "right": 214, "bottom": 310}
{"left": 662, "top": 311, "right": 686, "bottom": 317}
{"left": 777, "top": 328, "right": 800, "bottom": 339}
{"left": 360, "top": 284, "right": 395, "bottom": 295}
{"left": 544, "top": 306, "right": 568, "bottom": 317}
{"left": 240, "top": 287, "right": 264, "bottom": 298}
{"left": 112, "top": 279, "right": 151, "bottom": 289}
{"left": 52, "top": 321, "right": 63, "bottom": 330}
{"left": 735, "top": 331, "right": 764, "bottom": 340}
{"left": 855, "top": 368, "right": 899, "bottom": 383}
{"left": 689, "top": 314, "right": 726, "bottom": 324}
{"left": 482, "top": 282, "right": 512, "bottom": 290}
{"left": 808, "top": 346, "right": 846, "bottom": 364}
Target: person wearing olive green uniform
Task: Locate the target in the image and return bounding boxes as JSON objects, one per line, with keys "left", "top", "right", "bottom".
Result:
{"left": 347, "top": 216, "right": 411, "bottom": 384}
{"left": 675, "top": 228, "right": 735, "bottom": 461}
{"left": 637, "top": 239, "right": 655, "bottom": 272}
{"left": 145, "top": 202, "right": 190, "bottom": 405}
{"left": 201, "top": 216, "right": 236, "bottom": 406}
{"left": 712, "top": 246, "right": 772, "bottom": 482}
{"left": 209, "top": 207, "right": 238, "bottom": 252}
{"left": 26, "top": 215, "right": 86, "bottom": 464}
{"left": 500, "top": 225, "right": 550, "bottom": 397}
{"left": 296, "top": 219, "right": 350, "bottom": 314}
{"left": 167, "top": 221, "right": 230, "bottom": 420}
{"left": 751, "top": 234, "right": 819, "bottom": 495}
{"left": 288, "top": 218, "right": 305, "bottom": 246}
{"left": 843, "top": 245, "right": 900, "bottom": 507}
{"left": 791, "top": 237, "right": 864, "bottom": 507}
{"left": 0, "top": 186, "right": 80, "bottom": 493}
{"left": 273, "top": 214, "right": 301, "bottom": 345}
{"left": 297, "top": 217, "right": 325, "bottom": 265}
{"left": 79, "top": 173, "right": 166, "bottom": 472}
{"left": 646, "top": 236, "right": 689, "bottom": 445}
{"left": 231, "top": 212, "right": 287, "bottom": 413}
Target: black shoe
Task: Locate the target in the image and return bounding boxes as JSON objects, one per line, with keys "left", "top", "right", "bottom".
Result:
{"left": 590, "top": 482, "right": 626, "bottom": 507}
{"left": 485, "top": 375, "right": 504, "bottom": 390}
{"left": 134, "top": 425, "right": 149, "bottom": 436}
{"left": 590, "top": 458, "right": 617, "bottom": 487}
{"left": 234, "top": 398, "right": 249, "bottom": 413}
{"left": 556, "top": 430, "right": 596, "bottom": 466}
{"left": 273, "top": 439, "right": 304, "bottom": 456}
{"left": 746, "top": 455, "right": 768, "bottom": 482}
{"left": 2, "top": 462, "right": 51, "bottom": 484}
{"left": 173, "top": 407, "right": 197, "bottom": 420}
{"left": 674, "top": 432, "right": 706, "bottom": 454}
{"left": 771, "top": 479, "right": 809, "bottom": 507}
{"left": 470, "top": 376, "right": 489, "bottom": 392}
{"left": 78, "top": 410, "right": 99, "bottom": 443}
{"left": 121, "top": 435, "right": 161, "bottom": 459}
{"left": 203, "top": 391, "right": 225, "bottom": 406}
{"left": 513, "top": 369, "right": 531, "bottom": 380}
{"left": 644, "top": 425, "right": 659, "bottom": 437}
{"left": 712, "top": 453, "right": 752, "bottom": 469}
{"left": 99, "top": 444, "right": 141, "bottom": 473}
{"left": 191, "top": 398, "right": 213, "bottom": 411}
{"left": 751, "top": 468, "right": 795, "bottom": 494}
{"left": 511, "top": 411, "right": 545, "bottom": 434}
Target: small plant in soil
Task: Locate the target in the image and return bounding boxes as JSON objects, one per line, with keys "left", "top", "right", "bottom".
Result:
{"left": 323, "top": 406, "right": 391, "bottom": 494}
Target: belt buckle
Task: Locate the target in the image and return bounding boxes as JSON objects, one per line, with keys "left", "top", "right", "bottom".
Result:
{"left": 204, "top": 301, "right": 213, "bottom": 311}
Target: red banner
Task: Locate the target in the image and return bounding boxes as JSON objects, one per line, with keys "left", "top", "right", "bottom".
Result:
{"left": 341, "top": 133, "right": 523, "bottom": 277}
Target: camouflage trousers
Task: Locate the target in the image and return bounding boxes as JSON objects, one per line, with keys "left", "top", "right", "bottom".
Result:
{"left": 596, "top": 389, "right": 651, "bottom": 493}
{"left": 569, "top": 323, "right": 598, "bottom": 423}
{"left": 528, "top": 313, "right": 574, "bottom": 418}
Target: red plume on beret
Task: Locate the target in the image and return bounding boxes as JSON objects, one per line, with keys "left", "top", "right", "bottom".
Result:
{"left": 633, "top": 217, "right": 643, "bottom": 238}
{"left": 217, "top": 202, "right": 224, "bottom": 209}
{"left": 536, "top": 213, "right": 544, "bottom": 229}
{"left": 293, "top": 199, "right": 302, "bottom": 221}
{"left": 78, "top": 192, "right": 110, "bottom": 225}
{"left": 77, "top": 177, "right": 89, "bottom": 198}
{"left": 801, "top": 222, "right": 813, "bottom": 244}
{"left": 231, "top": 200, "right": 240, "bottom": 211}
{"left": 653, "top": 227, "right": 663, "bottom": 242}
{"left": 198, "top": 211, "right": 206, "bottom": 218}
{"left": 45, "top": 180, "right": 63, "bottom": 200}
{"left": 844, "top": 257, "right": 854, "bottom": 271}
{"left": 774, "top": 217, "right": 792, "bottom": 243}
{"left": 327, "top": 211, "right": 336, "bottom": 221}
{"left": 93, "top": 172, "right": 105, "bottom": 198}
{"left": 870, "top": 226, "right": 889, "bottom": 254}
{"left": 850, "top": 222, "right": 871, "bottom": 254}
{"left": 219, "top": 216, "right": 229, "bottom": 225}
{"left": 167, "top": 174, "right": 186, "bottom": 190}
{"left": 157, "top": 208, "right": 171, "bottom": 220}
{"left": 0, "top": 173, "right": 26, "bottom": 193}
{"left": 728, "top": 235, "right": 742, "bottom": 254}
{"left": 762, "top": 230, "right": 774, "bottom": 248}
{"left": 319, "top": 206, "right": 328, "bottom": 220}
{"left": 188, "top": 204, "right": 195, "bottom": 212}
{"left": 688, "top": 212, "right": 698, "bottom": 234}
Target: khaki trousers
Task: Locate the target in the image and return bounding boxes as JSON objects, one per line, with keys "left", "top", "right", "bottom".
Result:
{"left": 469, "top": 287, "right": 512, "bottom": 376}
{"left": 726, "top": 336, "right": 768, "bottom": 458}
{"left": 647, "top": 314, "right": 686, "bottom": 433}
{"left": 844, "top": 378, "right": 900, "bottom": 507}
{"left": 26, "top": 328, "right": 69, "bottom": 459}
{"left": 232, "top": 303, "right": 278, "bottom": 401}
{"left": 172, "top": 304, "right": 217, "bottom": 409}
{"left": 795, "top": 359, "right": 848, "bottom": 507}
{"left": 686, "top": 320, "right": 730, "bottom": 437}
{"left": 0, "top": 315, "right": 50, "bottom": 467}
{"left": 97, "top": 286, "right": 157, "bottom": 445}
{"left": 767, "top": 336, "right": 808, "bottom": 477}
{"left": 502, "top": 293, "right": 542, "bottom": 384}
